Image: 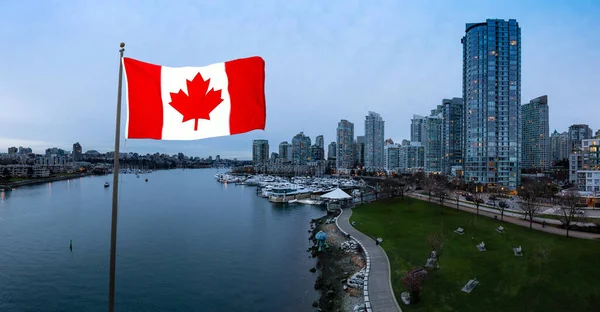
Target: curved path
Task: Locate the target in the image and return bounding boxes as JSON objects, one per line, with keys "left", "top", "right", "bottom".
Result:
{"left": 336, "top": 208, "right": 402, "bottom": 312}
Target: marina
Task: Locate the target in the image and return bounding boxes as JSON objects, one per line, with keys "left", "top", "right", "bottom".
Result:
{"left": 214, "top": 173, "right": 366, "bottom": 210}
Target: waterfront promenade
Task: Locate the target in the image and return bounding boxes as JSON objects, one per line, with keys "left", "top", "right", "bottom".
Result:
{"left": 0, "top": 173, "right": 92, "bottom": 188}
{"left": 337, "top": 208, "right": 402, "bottom": 312}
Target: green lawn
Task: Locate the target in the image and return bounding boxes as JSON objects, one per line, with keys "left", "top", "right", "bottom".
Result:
{"left": 350, "top": 197, "right": 600, "bottom": 312}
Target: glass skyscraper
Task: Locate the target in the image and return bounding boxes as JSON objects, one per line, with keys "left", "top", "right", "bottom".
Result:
{"left": 441, "top": 97, "right": 464, "bottom": 175}
{"left": 252, "top": 140, "right": 269, "bottom": 164}
{"left": 291, "top": 132, "right": 311, "bottom": 165}
{"left": 521, "top": 95, "right": 550, "bottom": 169}
{"left": 462, "top": 19, "right": 521, "bottom": 189}
{"left": 336, "top": 120, "right": 354, "bottom": 171}
{"left": 364, "top": 111, "right": 385, "bottom": 170}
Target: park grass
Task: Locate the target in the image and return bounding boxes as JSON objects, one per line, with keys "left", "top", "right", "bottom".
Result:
{"left": 350, "top": 197, "right": 600, "bottom": 312}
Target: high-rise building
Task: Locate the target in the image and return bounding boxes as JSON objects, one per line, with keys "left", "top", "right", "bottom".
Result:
{"left": 45, "top": 147, "right": 65, "bottom": 156}
{"left": 399, "top": 142, "right": 425, "bottom": 173}
{"left": 569, "top": 138, "right": 600, "bottom": 183}
{"left": 462, "top": 19, "right": 521, "bottom": 189}
{"left": 364, "top": 111, "right": 385, "bottom": 170}
{"left": 336, "top": 120, "right": 354, "bottom": 171}
{"left": 73, "top": 142, "right": 83, "bottom": 161}
{"left": 252, "top": 140, "right": 269, "bottom": 164}
{"left": 441, "top": 97, "right": 464, "bottom": 175}
{"left": 568, "top": 124, "right": 593, "bottom": 151}
{"left": 550, "top": 131, "right": 570, "bottom": 164}
{"left": 18, "top": 146, "right": 32, "bottom": 154}
{"left": 292, "top": 132, "right": 311, "bottom": 165}
{"left": 278, "top": 141, "right": 292, "bottom": 162}
{"left": 595, "top": 129, "right": 600, "bottom": 139}
{"left": 521, "top": 95, "right": 550, "bottom": 169}
{"left": 315, "top": 135, "right": 324, "bottom": 150}
{"left": 384, "top": 143, "right": 400, "bottom": 172}
{"left": 327, "top": 142, "right": 337, "bottom": 160}
{"left": 310, "top": 145, "right": 324, "bottom": 161}
{"left": 423, "top": 114, "right": 443, "bottom": 173}
{"left": 410, "top": 115, "right": 425, "bottom": 143}
{"left": 355, "top": 136, "right": 365, "bottom": 167}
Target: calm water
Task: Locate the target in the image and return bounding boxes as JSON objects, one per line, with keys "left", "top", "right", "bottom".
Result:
{"left": 0, "top": 169, "right": 322, "bottom": 312}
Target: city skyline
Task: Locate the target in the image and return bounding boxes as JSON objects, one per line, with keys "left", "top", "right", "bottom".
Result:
{"left": 1, "top": 1, "right": 599, "bottom": 158}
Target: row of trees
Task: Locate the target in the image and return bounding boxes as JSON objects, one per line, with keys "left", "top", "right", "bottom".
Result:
{"left": 518, "top": 180, "right": 585, "bottom": 238}
{"left": 379, "top": 172, "right": 588, "bottom": 238}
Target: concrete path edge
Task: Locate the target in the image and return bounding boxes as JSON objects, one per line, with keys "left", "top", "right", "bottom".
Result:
{"left": 335, "top": 208, "right": 403, "bottom": 312}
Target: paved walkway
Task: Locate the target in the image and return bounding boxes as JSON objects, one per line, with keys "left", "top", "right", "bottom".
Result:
{"left": 409, "top": 193, "right": 600, "bottom": 240}
{"left": 336, "top": 208, "right": 402, "bottom": 312}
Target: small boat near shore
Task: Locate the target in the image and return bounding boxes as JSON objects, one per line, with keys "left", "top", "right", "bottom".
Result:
{"left": 104, "top": 182, "right": 110, "bottom": 188}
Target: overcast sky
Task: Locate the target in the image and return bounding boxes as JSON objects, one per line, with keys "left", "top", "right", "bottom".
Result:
{"left": 1, "top": 0, "right": 598, "bottom": 159}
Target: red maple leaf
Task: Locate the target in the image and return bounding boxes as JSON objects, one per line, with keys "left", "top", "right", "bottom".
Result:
{"left": 169, "top": 72, "right": 224, "bottom": 131}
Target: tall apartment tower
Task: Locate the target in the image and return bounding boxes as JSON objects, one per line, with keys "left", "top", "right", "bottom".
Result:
{"left": 278, "top": 141, "right": 292, "bottom": 162}
{"left": 252, "top": 140, "right": 269, "bottom": 164}
{"left": 441, "top": 98, "right": 464, "bottom": 174}
{"left": 568, "top": 124, "right": 593, "bottom": 151}
{"left": 355, "top": 136, "right": 365, "bottom": 167}
{"left": 521, "top": 95, "right": 550, "bottom": 169}
{"left": 336, "top": 120, "right": 354, "bottom": 171}
{"left": 315, "top": 135, "right": 324, "bottom": 149}
{"left": 410, "top": 115, "right": 425, "bottom": 143}
{"left": 462, "top": 19, "right": 521, "bottom": 189}
{"left": 327, "top": 142, "right": 337, "bottom": 160}
{"left": 550, "top": 131, "right": 570, "bottom": 164}
{"left": 364, "top": 111, "right": 385, "bottom": 170}
{"left": 423, "top": 115, "right": 443, "bottom": 173}
{"left": 73, "top": 142, "right": 83, "bottom": 161}
{"left": 291, "top": 132, "right": 311, "bottom": 165}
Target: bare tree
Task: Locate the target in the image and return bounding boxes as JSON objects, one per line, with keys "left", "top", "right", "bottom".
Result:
{"left": 518, "top": 186, "right": 542, "bottom": 229}
{"left": 427, "top": 229, "right": 446, "bottom": 269}
{"left": 402, "top": 271, "right": 426, "bottom": 304}
{"left": 396, "top": 175, "right": 410, "bottom": 200}
{"left": 421, "top": 175, "right": 435, "bottom": 202}
{"left": 471, "top": 191, "right": 485, "bottom": 216}
{"left": 498, "top": 201, "right": 507, "bottom": 221}
{"left": 450, "top": 189, "right": 461, "bottom": 210}
{"left": 558, "top": 189, "right": 581, "bottom": 238}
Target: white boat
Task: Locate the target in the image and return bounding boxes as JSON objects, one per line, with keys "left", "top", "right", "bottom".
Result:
{"left": 104, "top": 182, "right": 110, "bottom": 188}
{"left": 288, "top": 199, "right": 299, "bottom": 204}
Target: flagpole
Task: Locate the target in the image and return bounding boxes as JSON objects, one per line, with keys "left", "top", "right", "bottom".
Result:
{"left": 108, "top": 42, "right": 125, "bottom": 312}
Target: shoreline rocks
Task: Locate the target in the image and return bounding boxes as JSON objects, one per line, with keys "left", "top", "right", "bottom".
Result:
{"left": 309, "top": 212, "right": 366, "bottom": 311}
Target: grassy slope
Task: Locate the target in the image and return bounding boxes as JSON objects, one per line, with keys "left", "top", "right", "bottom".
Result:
{"left": 350, "top": 197, "right": 600, "bottom": 312}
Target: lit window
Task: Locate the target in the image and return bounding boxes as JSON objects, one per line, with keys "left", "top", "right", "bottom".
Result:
{"left": 510, "top": 40, "right": 517, "bottom": 45}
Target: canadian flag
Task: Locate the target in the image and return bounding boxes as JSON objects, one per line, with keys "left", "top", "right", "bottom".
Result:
{"left": 122, "top": 56, "right": 266, "bottom": 140}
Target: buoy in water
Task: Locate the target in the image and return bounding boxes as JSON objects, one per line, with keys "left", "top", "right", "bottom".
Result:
{"left": 69, "top": 240, "right": 73, "bottom": 250}
{"left": 145, "top": 178, "right": 148, "bottom": 182}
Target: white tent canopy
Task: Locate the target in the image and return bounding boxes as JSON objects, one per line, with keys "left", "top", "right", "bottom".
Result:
{"left": 320, "top": 188, "right": 352, "bottom": 200}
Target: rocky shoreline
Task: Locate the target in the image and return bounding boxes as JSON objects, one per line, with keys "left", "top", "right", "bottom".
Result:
{"left": 0, "top": 173, "right": 92, "bottom": 188}
{"left": 308, "top": 213, "right": 366, "bottom": 312}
